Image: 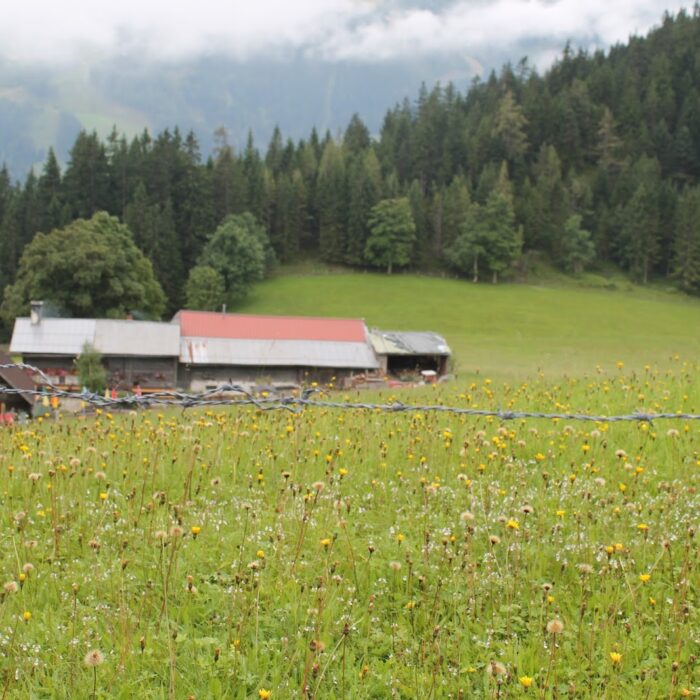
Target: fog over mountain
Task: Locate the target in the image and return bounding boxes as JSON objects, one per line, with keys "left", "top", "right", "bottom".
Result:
{"left": 0, "top": 1, "right": 689, "bottom": 175}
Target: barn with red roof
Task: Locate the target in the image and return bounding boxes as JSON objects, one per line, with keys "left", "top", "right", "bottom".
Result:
{"left": 173, "top": 310, "right": 379, "bottom": 390}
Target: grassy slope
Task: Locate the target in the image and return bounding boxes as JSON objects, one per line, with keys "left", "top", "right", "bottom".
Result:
{"left": 236, "top": 271, "right": 700, "bottom": 377}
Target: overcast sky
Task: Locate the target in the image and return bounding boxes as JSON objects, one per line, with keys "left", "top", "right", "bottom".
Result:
{"left": 0, "top": 1, "right": 691, "bottom": 68}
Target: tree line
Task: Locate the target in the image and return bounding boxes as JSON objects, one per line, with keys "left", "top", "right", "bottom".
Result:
{"left": 1, "top": 7, "right": 700, "bottom": 329}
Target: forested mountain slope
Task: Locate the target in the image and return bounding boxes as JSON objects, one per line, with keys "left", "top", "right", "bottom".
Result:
{"left": 1, "top": 8, "right": 699, "bottom": 327}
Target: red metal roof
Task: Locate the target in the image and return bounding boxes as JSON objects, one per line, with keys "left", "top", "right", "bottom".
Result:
{"left": 175, "top": 310, "right": 368, "bottom": 342}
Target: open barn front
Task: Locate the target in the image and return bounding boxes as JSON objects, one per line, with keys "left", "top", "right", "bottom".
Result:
{"left": 370, "top": 329, "right": 452, "bottom": 380}
{"left": 384, "top": 352, "right": 448, "bottom": 376}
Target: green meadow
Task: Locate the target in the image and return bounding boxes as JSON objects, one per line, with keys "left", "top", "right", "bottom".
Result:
{"left": 1, "top": 274, "right": 699, "bottom": 698}
{"left": 238, "top": 271, "right": 700, "bottom": 377}
{"left": 0, "top": 368, "right": 698, "bottom": 698}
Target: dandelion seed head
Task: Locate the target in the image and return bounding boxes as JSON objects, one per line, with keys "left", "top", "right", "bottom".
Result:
{"left": 546, "top": 619, "right": 564, "bottom": 635}
{"left": 488, "top": 660, "right": 507, "bottom": 676}
{"left": 84, "top": 649, "right": 104, "bottom": 667}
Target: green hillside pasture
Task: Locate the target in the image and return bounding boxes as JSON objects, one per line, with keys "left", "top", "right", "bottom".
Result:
{"left": 237, "top": 273, "right": 700, "bottom": 377}
{"left": 0, "top": 370, "right": 698, "bottom": 698}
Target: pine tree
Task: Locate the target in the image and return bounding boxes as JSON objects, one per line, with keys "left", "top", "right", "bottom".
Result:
{"left": 444, "top": 202, "right": 484, "bottom": 282}
{"left": 492, "top": 90, "right": 529, "bottom": 164}
{"left": 63, "top": 131, "right": 111, "bottom": 219}
{"left": 37, "top": 148, "right": 64, "bottom": 233}
{"left": 480, "top": 188, "right": 522, "bottom": 283}
{"left": 270, "top": 170, "right": 306, "bottom": 261}
{"left": 265, "top": 126, "right": 285, "bottom": 176}
{"left": 344, "top": 150, "right": 381, "bottom": 265}
{"left": 595, "top": 108, "right": 624, "bottom": 171}
{"left": 125, "top": 185, "right": 185, "bottom": 312}
{"left": 520, "top": 144, "right": 569, "bottom": 257}
{"left": 364, "top": 198, "right": 416, "bottom": 274}
{"left": 672, "top": 186, "right": 700, "bottom": 293}
{"left": 343, "top": 114, "right": 371, "bottom": 156}
{"left": 440, "top": 175, "right": 472, "bottom": 254}
{"left": 212, "top": 128, "right": 245, "bottom": 221}
{"left": 620, "top": 182, "right": 660, "bottom": 283}
{"left": 561, "top": 214, "right": 596, "bottom": 274}
{"left": 0, "top": 188, "right": 21, "bottom": 291}
{"left": 317, "top": 140, "right": 347, "bottom": 263}
{"left": 106, "top": 127, "right": 131, "bottom": 216}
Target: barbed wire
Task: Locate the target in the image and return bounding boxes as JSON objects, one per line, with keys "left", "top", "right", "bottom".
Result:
{"left": 0, "top": 363, "right": 697, "bottom": 423}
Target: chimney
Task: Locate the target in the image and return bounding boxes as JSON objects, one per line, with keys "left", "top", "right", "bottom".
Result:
{"left": 30, "top": 300, "right": 44, "bottom": 326}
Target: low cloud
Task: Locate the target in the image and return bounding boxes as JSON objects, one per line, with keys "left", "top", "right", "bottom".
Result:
{"left": 0, "top": 0, "right": 690, "bottom": 68}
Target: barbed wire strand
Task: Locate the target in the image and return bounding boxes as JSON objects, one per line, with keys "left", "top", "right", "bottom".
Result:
{"left": 0, "top": 363, "right": 696, "bottom": 423}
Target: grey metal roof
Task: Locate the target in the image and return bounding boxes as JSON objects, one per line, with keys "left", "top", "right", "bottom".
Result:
{"left": 369, "top": 329, "right": 451, "bottom": 357}
{"left": 11, "top": 319, "right": 96, "bottom": 356}
{"left": 180, "top": 337, "right": 379, "bottom": 369}
{"left": 94, "top": 320, "right": 179, "bottom": 356}
{"left": 11, "top": 318, "right": 179, "bottom": 357}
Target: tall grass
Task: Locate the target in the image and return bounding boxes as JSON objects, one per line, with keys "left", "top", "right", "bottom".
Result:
{"left": 0, "top": 361, "right": 698, "bottom": 697}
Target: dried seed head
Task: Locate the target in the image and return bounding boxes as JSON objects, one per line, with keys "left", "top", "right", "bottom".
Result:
{"left": 84, "top": 649, "right": 104, "bottom": 667}
{"left": 488, "top": 661, "right": 507, "bottom": 676}
{"left": 546, "top": 619, "right": 564, "bottom": 635}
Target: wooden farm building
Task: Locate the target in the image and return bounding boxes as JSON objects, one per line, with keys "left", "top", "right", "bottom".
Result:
{"left": 9, "top": 304, "right": 451, "bottom": 394}
{"left": 369, "top": 330, "right": 452, "bottom": 377}
{"left": 10, "top": 312, "right": 179, "bottom": 391}
{"left": 174, "top": 310, "right": 379, "bottom": 391}
{"left": 0, "top": 351, "right": 35, "bottom": 416}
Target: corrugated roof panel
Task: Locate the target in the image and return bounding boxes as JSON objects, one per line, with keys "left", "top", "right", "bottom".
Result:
{"left": 180, "top": 338, "right": 379, "bottom": 369}
{"left": 369, "top": 330, "right": 451, "bottom": 356}
{"left": 94, "top": 320, "right": 179, "bottom": 356}
{"left": 10, "top": 318, "right": 179, "bottom": 357}
{"left": 10, "top": 318, "right": 96, "bottom": 356}
{"left": 0, "top": 351, "right": 35, "bottom": 393}
{"left": 175, "top": 310, "right": 368, "bottom": 342}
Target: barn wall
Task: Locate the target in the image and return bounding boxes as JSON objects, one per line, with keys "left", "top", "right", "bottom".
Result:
{"left": 23, "top": 354, "right": 178, "bottom": 390}
{"left": 179, "top": 365, "right": 357, "bottom": 391}
{"left": 180, "top": 365, "right": 299, "bottom": 392}
{"left": 104, "top": 357, "right": 178, "bottom": 390}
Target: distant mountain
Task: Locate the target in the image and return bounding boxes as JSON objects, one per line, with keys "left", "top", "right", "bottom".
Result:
{"left": 0, "top": 36, "right": 568, "bottom": 178}
{"left": 0, "top": 53, "right": 461, "bottom": 176}
{"left": 0, "top": 0, "right": 688, "bottom": 177}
